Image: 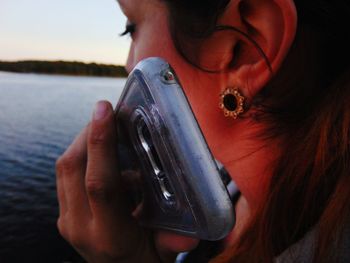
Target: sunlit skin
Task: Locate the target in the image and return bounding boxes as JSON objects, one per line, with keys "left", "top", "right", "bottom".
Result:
{"left": 119, "top": 0, "right": 296, "bottom": 243}
{"left": 56, "top": 0, "right": 297, "bottom": 262}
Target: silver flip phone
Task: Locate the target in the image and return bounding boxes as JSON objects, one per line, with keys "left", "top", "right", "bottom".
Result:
{"left": 114, "top": 57, "right": 235, "bottom": 240}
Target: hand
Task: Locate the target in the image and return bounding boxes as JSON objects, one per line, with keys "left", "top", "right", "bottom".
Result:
{"left": 56, "top": 101, "right": 198, "bottom": 263}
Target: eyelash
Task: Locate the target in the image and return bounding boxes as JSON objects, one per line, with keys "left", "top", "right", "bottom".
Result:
{"left": 120, "top": 22, "right": 136, "bottom": 37}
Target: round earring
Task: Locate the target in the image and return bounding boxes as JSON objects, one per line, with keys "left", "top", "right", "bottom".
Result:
{"left": 219, "top": 88, "right": 246, "bottom": 119}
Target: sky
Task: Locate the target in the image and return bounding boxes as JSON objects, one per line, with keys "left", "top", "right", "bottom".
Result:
{"left": 0, "top": 0, "right": 131, "bottom": 65}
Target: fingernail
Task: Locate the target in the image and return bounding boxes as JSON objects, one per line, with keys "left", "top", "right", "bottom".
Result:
{"left": 93, "top": 101, "right": 108, "bottom": 120}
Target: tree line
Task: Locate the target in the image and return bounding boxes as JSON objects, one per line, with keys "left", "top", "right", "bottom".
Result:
{"left": 0, "top": 60, "right": 128, "bottom": 78}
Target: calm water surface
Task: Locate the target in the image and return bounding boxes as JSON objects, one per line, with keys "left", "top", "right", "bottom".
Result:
{"left": 0, "top": 71, "right": 125, "bottom": 262}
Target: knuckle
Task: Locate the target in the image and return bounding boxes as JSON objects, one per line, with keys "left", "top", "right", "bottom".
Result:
{"left": 57, "top": 217, "right": 67, "bottom": 238}
{"left": 55, "top": 156, "right": 65, "bottom": 174}
{"left": 57, "top": 217, "right": 86, "bottom": 250}
{"left": 86, "top": 178, "right": 109, "bottom": 202}
{"left": 56, "top": 153, "right": 78, "bottom": 174}
{"left": 88, "top": 125, "right": 110, "bottom": 147}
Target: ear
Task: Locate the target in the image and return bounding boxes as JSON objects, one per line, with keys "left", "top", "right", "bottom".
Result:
{"left": 222, "top": 0, "right": 297, "bottom": 99}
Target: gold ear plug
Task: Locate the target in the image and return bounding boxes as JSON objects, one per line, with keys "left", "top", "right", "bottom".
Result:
{"left": 219, "top": 88, "right": 245, "bottom": 119}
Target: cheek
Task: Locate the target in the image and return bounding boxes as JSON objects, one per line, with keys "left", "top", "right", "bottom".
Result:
{"left": 125, "top": 23, "right": 178, "bottom": 72}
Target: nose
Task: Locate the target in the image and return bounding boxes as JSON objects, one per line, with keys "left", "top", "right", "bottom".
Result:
{"left": 125, "top": 43, "right": 136, "bottom": 74}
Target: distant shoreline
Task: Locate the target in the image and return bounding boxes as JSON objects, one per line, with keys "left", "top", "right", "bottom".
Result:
{"left": 0, "top": 60, "right": 128, "bottom": 78}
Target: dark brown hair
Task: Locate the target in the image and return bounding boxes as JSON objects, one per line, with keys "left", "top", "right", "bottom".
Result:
{"left": 163, "top": 0, "right": 350, "bottom": 262}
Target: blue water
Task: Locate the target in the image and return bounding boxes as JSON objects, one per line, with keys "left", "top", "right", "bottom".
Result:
{"left": 0, "top": 71, "right": 125, "bottom": 262}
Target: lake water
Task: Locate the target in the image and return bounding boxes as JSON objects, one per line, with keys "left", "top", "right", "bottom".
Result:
{"left": 0, "top": 71, "right": 125, "bottom": 262}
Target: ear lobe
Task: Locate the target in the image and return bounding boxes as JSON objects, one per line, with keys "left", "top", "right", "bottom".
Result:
{"left": 226, "top": 0, "right": 297, "bottom": 98}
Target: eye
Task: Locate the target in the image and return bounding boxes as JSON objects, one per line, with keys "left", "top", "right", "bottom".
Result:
{"left": 120, "top": 20, "right": 136, "bottom": 37}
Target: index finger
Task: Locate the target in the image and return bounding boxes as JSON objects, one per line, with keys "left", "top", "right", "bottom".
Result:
{"left": 85, "top": 101, "right": 133, "bottom": 223}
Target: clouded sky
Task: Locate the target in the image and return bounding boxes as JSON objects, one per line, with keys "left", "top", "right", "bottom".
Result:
{"left": 0, "top": 0, "right": 131, "bottom": 65}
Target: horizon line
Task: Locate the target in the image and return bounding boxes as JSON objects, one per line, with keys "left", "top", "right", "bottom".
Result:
{"left": 0, "top": 58, "right": 126, "bottom": 67}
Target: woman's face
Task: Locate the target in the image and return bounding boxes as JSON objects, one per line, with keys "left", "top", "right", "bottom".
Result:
{"left": 117, "top": 0, "right": 278, "bottom": 207}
